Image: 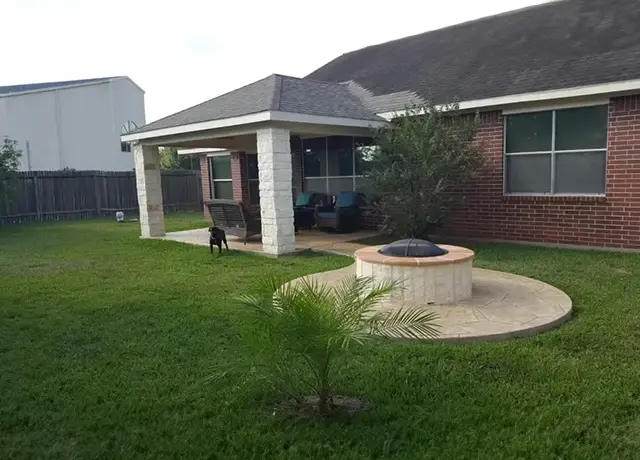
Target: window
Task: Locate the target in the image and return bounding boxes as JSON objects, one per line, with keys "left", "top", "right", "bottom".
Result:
{"left": 209, "top": 155, "right": 233, "bottom": 199}
{"left": 504, "top": 105, "right": 608, "bottom": 195}
{"left": 120, "top": 142, "right": 131, "bottom": 153}
{"left": 302, "top": 136, "right": 371, "bottom": 197}
{"left": 246, "top": 154, "right": 260, "bottom": 205}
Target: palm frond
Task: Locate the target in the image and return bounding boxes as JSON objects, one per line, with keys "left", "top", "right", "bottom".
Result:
{"left": 327, "top": 327, "right": 372, "bottom": 349}
{"left": 361, "top": 277, "right": 402, "bottom": 305}
{"left": 372, "top": 307, "right": 440, "bottom": 340}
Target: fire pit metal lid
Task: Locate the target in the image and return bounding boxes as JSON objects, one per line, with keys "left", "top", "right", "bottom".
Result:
{"left": 378, "top": 238, "right": 448, "bottom": 258}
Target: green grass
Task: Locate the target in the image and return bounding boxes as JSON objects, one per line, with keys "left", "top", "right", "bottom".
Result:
{"left": 2, "top": 213, "right": 640, "bottom": 459}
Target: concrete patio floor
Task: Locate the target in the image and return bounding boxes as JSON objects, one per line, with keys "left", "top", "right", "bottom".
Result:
{"left": 159, "top": 228, "right": 380, "bottom": 256}
{"left": 290, "top": 264, "right": 572, "bottom": 343}
{"left": 158, "top": 228, "right": 572, "bottom": 343}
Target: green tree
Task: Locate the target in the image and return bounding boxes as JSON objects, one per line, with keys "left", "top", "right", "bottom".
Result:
{"left": 159, "top": 147, "right": 179, "bottom": 169}
{"left": 0, "top": 137, "right": 21, "bottom": 176}
{"left": 0, "top": 137, "right": 22, "bottom": 214}
{"left": 234, "top": 276, "right": 438, "bottom": 414}
{"left": 159, "top": 147, "right": 200, "bottom": 170}
{"left": 366, "top": 103, "right": 485, "bottom": 238}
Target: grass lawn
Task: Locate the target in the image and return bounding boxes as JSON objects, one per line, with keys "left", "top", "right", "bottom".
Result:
{"left": 2, "top": 213, "right": 640, "bottom": 459}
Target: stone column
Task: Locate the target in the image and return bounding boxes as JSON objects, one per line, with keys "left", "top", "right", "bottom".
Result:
{"left": 199, "top": 154, "right": 211, "bottom": 220}
{"left": 133, "top": 143, "right": 165, "bottom": 238}
{"left": 256, "top": 128, "right": 295, "bottom": 255}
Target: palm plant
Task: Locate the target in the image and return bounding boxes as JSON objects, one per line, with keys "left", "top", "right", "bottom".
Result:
{"left": 235, "top": 275, "right": 439, "bottom": 414}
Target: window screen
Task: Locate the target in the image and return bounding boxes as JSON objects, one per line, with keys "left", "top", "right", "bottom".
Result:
{"left": 505, "top": 111, "right": 553, "bottom": 153}
{"left": 209, "top": 156, "right": 233, "bottom": 199}
{"left": 505, "top": 105, "right": 608, "bottom": 195}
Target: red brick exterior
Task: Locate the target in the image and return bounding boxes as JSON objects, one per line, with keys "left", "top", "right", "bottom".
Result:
{"left": 446, "top": 95, "right": 640, "bottom": 250}
{"left": 230, "top": 152, "right": 249, "bottom": 203}
{"left": 197, "top": 95, "right": 640, "bottom": 249}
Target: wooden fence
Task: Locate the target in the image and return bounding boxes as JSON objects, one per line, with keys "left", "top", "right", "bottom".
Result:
{"left": 0, "top": 170, "right": 203, "bottom": 225}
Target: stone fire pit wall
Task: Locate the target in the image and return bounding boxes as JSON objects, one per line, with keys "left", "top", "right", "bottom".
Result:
{"left": 354, "top": 245, "right": 474, "bottom": 304}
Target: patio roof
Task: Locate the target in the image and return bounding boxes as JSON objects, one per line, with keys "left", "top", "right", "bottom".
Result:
{"left": 127, "top": 74, "right": 385, "bottom": 138}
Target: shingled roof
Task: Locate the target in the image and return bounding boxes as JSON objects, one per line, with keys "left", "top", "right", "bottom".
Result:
{"left": 132, "top": 74, "right": 384, "bottom": 134}
{"left": 307, "top": 0, "right": 640, "bottom": 111}
{"left": 130, "top": 0, "right": 640, "bottom": 137}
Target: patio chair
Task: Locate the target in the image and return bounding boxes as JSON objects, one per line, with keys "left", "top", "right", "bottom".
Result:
{"left": 205, "top": 199, "right": 261, "bottom": 245}
{"left": 315, "top": 191, "right": 365, "bottom": 233}
{"left": 293, "top": 192, "right": 326, "bottom": 231}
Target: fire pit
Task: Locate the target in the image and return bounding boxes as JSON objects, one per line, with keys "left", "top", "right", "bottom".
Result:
{"left": 354, "top": 239, "right": 474, "bottom": 304}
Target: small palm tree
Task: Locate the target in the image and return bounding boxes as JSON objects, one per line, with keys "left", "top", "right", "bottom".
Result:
{"left": 235, "top": 275, "right": 439, "bottom": 414}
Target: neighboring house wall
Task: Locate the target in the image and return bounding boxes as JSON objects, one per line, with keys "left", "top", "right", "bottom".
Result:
{"left": 0, "top": 79, "right": 144, "bottom": 171}
{"left": 0, "top": 91, "right": 61, "bottom": 170}
{"left": 447, "top": 95, "right": 640, "bottom": 250}
{"left": 110, "top": 78, "right": 146, "bottom": 169}
{"left": 56, "top": 83, "right": 118, "bottom": 170}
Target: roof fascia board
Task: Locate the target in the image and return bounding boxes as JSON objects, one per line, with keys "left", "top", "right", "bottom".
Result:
{"left": 177, "top": 148, "right": 228, "bottom": 155}
{"left": 269, "top": 111, "right": 387, "bottom": 128}
{"left": 377, "top": 79, "right": 640, "bottom": 119}
{"left": 123, "top": 112, "right": 273, "bottom": 142}
{"left": 123, "top": 111, "right": 388, "bottom": 143}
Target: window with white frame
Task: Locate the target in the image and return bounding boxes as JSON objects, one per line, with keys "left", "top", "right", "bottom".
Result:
{"left": 208, "top": 155, "right": 233, "bottom": 199}
{"left": 504, "top": 105, "right": 608, "bottom": 195}
{"left": 301, "top": 136, "right": 372, "bottom": 197}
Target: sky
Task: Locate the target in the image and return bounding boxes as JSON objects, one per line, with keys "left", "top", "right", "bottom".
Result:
{"left": 0, "top": 0, "right": 549, "bottom": 123}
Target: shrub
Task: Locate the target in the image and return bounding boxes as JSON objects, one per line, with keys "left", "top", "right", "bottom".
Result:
{"left": 366, "top": 103, "right": 485, "bottom": 238}
{"left": 234, "top": 276, "right": 439, "bottom": 414}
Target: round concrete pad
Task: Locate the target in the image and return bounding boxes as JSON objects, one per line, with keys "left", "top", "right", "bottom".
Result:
{"left": 289, "top": 265, "right": 572, "bottom": 343}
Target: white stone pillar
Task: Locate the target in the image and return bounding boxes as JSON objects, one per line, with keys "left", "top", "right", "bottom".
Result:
{"left": 256, "top": 128, "right": 295, "bottom": 255}
{"left": 133, "top": 143, "right": 165, "bottom": 238}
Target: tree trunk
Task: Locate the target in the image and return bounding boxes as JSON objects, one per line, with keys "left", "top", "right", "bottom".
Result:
{"left": 318, "top": 388, "right": 330, "bottom": 414}
{"left": 317, "top": 352, "right": 331, "bottom": 414}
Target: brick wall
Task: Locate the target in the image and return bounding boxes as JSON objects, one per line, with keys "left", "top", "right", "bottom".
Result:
{"left": 230, "top": 152, "right": 249, "bottom": 202}
{"left": 445, "top": 95, "right": 640, "bottom": 250}
{"left": 196, "top": 97, "right": 640, "bottom": 249}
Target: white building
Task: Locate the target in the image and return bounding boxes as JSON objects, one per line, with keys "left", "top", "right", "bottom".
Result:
{"left": 0, "top": 76, "right": 145, "bottom": 171}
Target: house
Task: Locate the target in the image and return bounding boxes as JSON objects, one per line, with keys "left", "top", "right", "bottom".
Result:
{"left": 0, "top": 76, "right": 145, "bottom": 171}
{"left": 122, "top": 0, "right": 640, "bottom": 253}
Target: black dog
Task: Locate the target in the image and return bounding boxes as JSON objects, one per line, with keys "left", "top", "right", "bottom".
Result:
{"left": 209, "top": 226, "right": 229, "bottom": 254}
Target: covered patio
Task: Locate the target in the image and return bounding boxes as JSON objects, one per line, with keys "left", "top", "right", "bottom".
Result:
{"left": 159, "top": 227, "right": 380, "bottom": 256}
{"left": 121, "top": 74, "right": 388, "bottom": 256}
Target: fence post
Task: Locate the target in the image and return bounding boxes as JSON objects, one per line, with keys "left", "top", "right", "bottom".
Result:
{"left": 93, "top": 172, "right": 102, "bottom": 217}
{"left": 33, "top": 173, "right": 42, "bottom": 221}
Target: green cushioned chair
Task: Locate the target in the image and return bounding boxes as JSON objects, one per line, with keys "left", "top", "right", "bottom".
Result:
{"left": 294, "top": 192, "right": 326, "bottom": 231}
{"left": 315, "top": 191, "right": 365, "bottom": 233}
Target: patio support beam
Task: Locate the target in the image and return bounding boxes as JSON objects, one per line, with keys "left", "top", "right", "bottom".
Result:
{"left": 256, "top": 128, "right": 295, "bottom": 255}
{"left": 133, "top": 143, "right": 165, "bottom": 238}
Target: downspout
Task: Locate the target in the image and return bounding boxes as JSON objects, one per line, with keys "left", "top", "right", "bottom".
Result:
{"left": 25, "top": 140, "right": 32, "bottom": 171}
